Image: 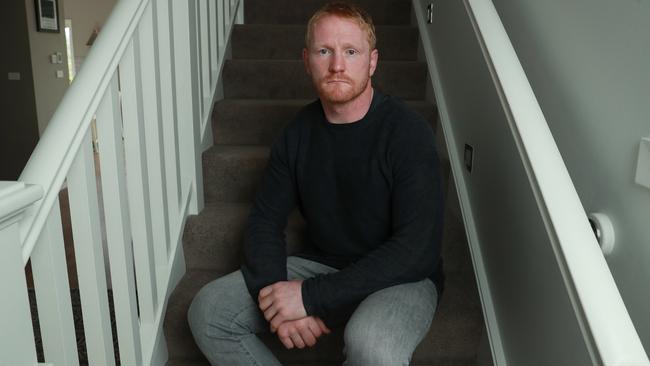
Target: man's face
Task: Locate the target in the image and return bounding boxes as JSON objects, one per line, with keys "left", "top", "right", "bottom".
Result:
{"left": 303, "top": 15, "right": 378, "bottom": 105}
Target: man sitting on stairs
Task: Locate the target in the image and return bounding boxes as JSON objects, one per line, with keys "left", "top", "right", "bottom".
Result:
{"left": 188, "top": 2, "right": 444, "bottom": 365}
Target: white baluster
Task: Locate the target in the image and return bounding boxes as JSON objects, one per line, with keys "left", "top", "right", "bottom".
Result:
{"left": 209, "top": 0, "right": 219, "bottom": 81}
{"left": 31, "top": 197, "right": 79, "bottom": 366}
{"left": 225, "top": 0, "right": 231, "bottom": 26}
{"left": 199, "top": 0, "right": 211, "bottom": 120}
{"left": 156, "top": 0, "right": 182, "bottom": 236}
{"left": 140, "top": 0, "right": 172, "bottom": 291}
{"left": 96, "top": 75, "right": 143, "bottom": 366}
{"left": 119, "top": 37, "right": 159, "bottom": 324}
{"left": 67, "top": 129, "right": 116, "bottom": 366}
{"left": 217, "top": 0, "right": 225, "bottom": 54}
{"left": 0, "top": 182, "right": 42, "bottom": 366}
{"left": 190, "top": 1, "right": 204, "bottom": 125}
{"left": 236, "top": 0, "right": 244, "bottom": 25}
{"left": 172, "top": 0, "right": 205, "bottom": 215}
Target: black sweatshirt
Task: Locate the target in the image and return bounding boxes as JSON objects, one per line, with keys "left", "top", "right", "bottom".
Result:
{"left": 241, "top": 90, "right": 444, "bottom": 325}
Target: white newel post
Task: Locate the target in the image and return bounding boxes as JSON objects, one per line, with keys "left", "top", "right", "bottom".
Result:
{"left": 0, "top": 182, "right": 43, "bottom": 366}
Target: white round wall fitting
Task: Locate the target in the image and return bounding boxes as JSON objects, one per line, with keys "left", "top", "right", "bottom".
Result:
{"left": 587, "top": 213, "right": 615, "bottom": 255}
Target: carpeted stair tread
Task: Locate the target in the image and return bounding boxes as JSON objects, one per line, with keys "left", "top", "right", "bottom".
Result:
{"left": 202, "top": 145, "right": 270, "bottom": 203}
{"left": 232, "top": 24, "right": 419, "bottom": 61}
{"left": 182, "top": 202, "right": 306, "bottom": 272}
{"left": 223, "top": 59, "right": 427, "bottom": 100}
{"left": 244, "top": 0, "right": 412, "bottom": 25}
{"left": 213, "top": 99, "right": 438, "bottom": 145}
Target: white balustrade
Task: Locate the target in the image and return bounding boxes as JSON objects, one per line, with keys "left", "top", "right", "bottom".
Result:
{"left": 2, "top": 0, "right": 242, "bottom": 364}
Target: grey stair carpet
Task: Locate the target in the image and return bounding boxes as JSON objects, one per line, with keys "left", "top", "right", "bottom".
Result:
{"left": 165, "top": 0, "right": 484, "bottom": 364}
{"left": 243, "top": 0, "right": 412, "bottom": 25}
{"left": 223, "top": 59, "right": 427, "bottom": 100}
{"left": 232, "top": 25, "right": 419, "bottom": 61}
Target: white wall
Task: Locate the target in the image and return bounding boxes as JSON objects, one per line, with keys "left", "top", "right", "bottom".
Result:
{"left": 490, "top": 0, "right": 650, "bottom": 352}
{"left": 417, "top": 0, "right": 593, "bottom": 362}
{"left": 25, "top": 0, "right": 70, "bottom": 134}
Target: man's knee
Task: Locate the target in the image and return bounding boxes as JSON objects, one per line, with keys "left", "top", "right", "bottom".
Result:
{"left": 187, "top": 271, "right": 253, "bottom": 339}
{"left": 343, "top": 319, "right": 411, "bottom": 366}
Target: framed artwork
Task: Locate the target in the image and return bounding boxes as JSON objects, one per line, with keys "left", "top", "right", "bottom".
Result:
{"left": 35, "top": 0, "right": 60, "bottom": 33}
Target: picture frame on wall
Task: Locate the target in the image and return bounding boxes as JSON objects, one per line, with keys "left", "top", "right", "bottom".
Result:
{"left": 35, "top": 0, "right": 60, "bottom": 33}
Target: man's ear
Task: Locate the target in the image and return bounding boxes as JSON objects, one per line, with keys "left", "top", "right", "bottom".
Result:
{"left": 369, "top": 49, "right": 379, "bottom": 77}
{"left": 302, "top": 48, "right": 311, "bottom": 75}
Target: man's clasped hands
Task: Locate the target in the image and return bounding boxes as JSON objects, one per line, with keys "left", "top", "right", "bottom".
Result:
{"left": 258, "top": 279, "right": 331, "bottom": 349}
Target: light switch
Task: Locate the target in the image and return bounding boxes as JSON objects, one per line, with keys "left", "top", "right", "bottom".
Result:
{"left": 635, "top": 137, "right": 650, "bottom": 189}
{"left": 50, "top": 53, "right": 57, "bottom": 64}
{"left": 427, "top": 3, "right": 434, "bottom": 24}
{"left": 56, "top": 70, "right": 64, "bottom": 78}
{"left": 464, "top": 144, "right": 474, "bottom": 173}
{"left": 8, "top": 72, "right": 21, "bottom": 80}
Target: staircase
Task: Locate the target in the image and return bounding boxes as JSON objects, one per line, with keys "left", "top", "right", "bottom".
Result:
{"left": 164, "top": 0, "right": 484, "bottom": 364}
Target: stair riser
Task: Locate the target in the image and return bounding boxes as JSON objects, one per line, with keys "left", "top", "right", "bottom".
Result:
{"left": 223, "top": 60, "right": 427, "bottom": 100}
{"left": 213, "top": 100, "right": 438, "bottom": 145}
{"left": 244, "top": 0, "right": 412, "bottom": 25}
{"left": 183, "top": 205, "right": 306, "bottom": 272}
{"left": 213, "top": 100, "right": 302, "bottom": 145}
{"left": 232, "top": 25, "right": 419, "bottom": 61}
{"left": 202, "top": 147, "right": 269, "bottom": 203}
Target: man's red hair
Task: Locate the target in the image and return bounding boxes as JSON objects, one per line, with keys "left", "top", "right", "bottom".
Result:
{"left": 305, "top": 2, "right": 377, "bottom": 50}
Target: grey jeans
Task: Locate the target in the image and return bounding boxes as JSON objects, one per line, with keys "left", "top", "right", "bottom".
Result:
{"left": 187, "top": 256, "right": 437, "bottom": 366}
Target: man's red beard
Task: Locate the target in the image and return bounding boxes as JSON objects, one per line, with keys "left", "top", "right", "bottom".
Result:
{"left": 313, "top": 74, "right": 370, "bottom": 104}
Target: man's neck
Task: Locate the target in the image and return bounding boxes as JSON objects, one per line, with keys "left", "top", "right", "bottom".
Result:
{"left": 322, "top": 85, "right": 374, "bottom": 124}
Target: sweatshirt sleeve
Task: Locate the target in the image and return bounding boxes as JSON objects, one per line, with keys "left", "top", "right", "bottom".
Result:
{"left": 241, "top": 130, "right": 296, "bottom": 302}
{"left": 301, "top": 116, "right": 444, "bottom": 321}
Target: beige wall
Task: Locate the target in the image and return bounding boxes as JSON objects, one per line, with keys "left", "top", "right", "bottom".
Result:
{"left": 63, "top": 0, "right": 117, "bottom": 68}
{"left": 25, "top": 0, "right": 70, "bottom": 134}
